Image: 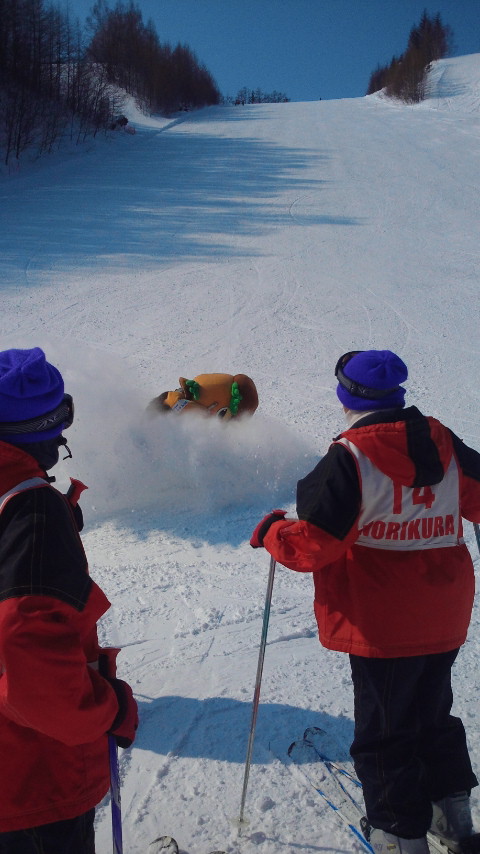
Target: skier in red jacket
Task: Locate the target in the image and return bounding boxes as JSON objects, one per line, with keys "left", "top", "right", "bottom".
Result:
{"left": 0, "top": 347, "right": 138, "bottom": 854}
{"left": 252, "top": 349, "right": 480, "bottom": 854}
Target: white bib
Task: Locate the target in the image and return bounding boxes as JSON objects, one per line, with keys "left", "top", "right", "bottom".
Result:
{"left": 337, "top": 438, "right": 463, "bottom": 550}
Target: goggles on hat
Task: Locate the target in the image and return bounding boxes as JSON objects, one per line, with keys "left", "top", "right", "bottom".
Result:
{"left": 335, "top": 351, "right": 400, "bottom": 400}
{"left": 0, "top": 393, "right": 74, "bottom": 437}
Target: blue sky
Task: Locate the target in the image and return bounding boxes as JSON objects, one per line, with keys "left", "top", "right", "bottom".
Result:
{"left": 59, "top": 0, "right": 480, "bottom": 101}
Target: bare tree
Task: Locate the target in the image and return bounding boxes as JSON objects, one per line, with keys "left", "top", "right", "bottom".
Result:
{"left": 0, "top": 0, "right": 220, "bottom": 165}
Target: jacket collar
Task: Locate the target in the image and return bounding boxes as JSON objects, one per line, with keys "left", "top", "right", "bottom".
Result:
{"left": 0, "top": 441, "right": 47, "bottom": 495}
{"left": 340, "top": 405, "right": 422, "bottom": 433}
{"left": 336, "top": 406, "right": 449, "bottom": 489}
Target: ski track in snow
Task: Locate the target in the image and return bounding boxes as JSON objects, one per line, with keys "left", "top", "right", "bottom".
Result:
{"left": 1, "top": 55, "right": 480, "bottom": 853}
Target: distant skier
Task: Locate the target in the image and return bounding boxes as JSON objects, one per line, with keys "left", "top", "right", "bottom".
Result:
{"left": 251, "top": 349, "right": 480, "bottom": 854}
{"left": 148, "top": 372, "right": 258, "bottom": 419}
{"left": 0, "top": 348, "right": 138, "bottom": 854}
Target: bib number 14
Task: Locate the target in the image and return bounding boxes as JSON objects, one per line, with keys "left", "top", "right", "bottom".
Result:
{"left": 393, "top": 483, "right": 436, "bottom": 514}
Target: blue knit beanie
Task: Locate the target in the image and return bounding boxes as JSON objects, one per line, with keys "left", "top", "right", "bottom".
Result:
{"left": 0, "top": 348, "right": 65, "bottom": 442}
{"left": 336, "top": 350, "right": 408, "bottom": 411}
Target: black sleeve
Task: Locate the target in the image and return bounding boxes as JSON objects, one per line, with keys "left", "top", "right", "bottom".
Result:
{"left": 296, "top": 442, "right": 361, "bottom": 540}
{"left": 0, "top": 487, "right": 92, "bottom": 610}
{"left": 70, "top": 502, "right": 84, "bottom": 531}
{"left": 450, "top": 430, "right": 480, "bottom": 482}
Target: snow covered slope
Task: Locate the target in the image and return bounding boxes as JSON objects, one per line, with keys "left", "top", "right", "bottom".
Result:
{"left": 1, "top": 54, "right": 480, "bottom": 854}
{"left": 424, "top": 53, "right": 480, "bottom": 112}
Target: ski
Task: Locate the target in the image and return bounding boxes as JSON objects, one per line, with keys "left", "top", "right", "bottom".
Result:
{"left": 304, "top": 725, "right": 363, "bottom": 795}
{"left": 299, "top": 727, "right": 480, "bottom": 854}
{"left": 148, "top": 837, "right": 179, "bottom": 854}
{"left": 148, "top": 838, "right": 226, "bottom": 854}
{"left": 287, "top": 734, "right": 373, "bottom": 853}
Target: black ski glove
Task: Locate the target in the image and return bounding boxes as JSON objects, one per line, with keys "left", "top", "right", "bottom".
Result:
{"left": 250, "top": 510, "right": 286, "bottom": 548}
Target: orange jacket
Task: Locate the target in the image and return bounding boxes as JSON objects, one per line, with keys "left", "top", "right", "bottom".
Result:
{"left": 264, "top": 407, "right": 480, "bottom": 657}
{"left": 0, "top": 441, "right": 119, "bottom": 831}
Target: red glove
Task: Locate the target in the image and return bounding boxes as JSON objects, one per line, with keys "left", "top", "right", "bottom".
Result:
{"left": 250, "top": 510, "right": 287, "bottom": 548}
{"left": 66, "top": 478, "right": 88, "bottom": 532}
{"left": 107, "top": 678, "right": 139, "bottom": 748}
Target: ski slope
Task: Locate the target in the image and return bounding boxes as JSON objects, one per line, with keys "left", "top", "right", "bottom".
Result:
{"left": 1, "top": 54, "right": 480, "bottom": 854}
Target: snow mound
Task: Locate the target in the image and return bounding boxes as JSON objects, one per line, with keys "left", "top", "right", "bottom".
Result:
{"left": 367, "top": 53, "right": 480, "bottom": 114}
{"left": 424, "top": 53, "right": 480, "bottom": 112}
{"left": 118, "top": 91, "right": 192, "bottom": 132}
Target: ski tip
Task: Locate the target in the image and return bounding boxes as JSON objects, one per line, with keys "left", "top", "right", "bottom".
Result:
{"left": 287, "top": 738, "right": 317, "bottom": 760}
{"left": 303, "top": 725, "right": 326, "bottom": 740}
{"left": 287, "top": 738, "right": 310, "bottom": 756}
{"left": 148, "top": 836, "right": 179, "bottom": 854}
{"left": 147, "top": 837, "right": 226, "bottom": 854}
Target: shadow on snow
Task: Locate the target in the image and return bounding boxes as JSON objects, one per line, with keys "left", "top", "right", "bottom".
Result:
{"left": 134, "top": 694, "right": 354, "bottom": 764}
{"left": 1, "top": 122, "right": 363, "bottom": 277}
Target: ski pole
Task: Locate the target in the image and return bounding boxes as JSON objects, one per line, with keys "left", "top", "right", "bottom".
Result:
{"left": 99, "top": 653, "right": 123, "bottom": 854}
{"left": 237, "top": 555, "right": 277, "bottom": 827}
{"left": 474, "top": 523, "right": 480, "bottom": 554}
{"left": 108, "top": 735, "right": 123, "bottom": 854}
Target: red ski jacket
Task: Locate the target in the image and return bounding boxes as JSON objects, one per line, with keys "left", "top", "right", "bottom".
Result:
{"left": 263, "top": 407, "right": 480, "bottom": 658}
{"left": 0, "top": 441, "right": 119, "bottom": 832}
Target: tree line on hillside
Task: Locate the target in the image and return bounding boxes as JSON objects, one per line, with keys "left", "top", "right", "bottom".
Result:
{"left": 366, "top": 11, "right": 453, "bottom": 102}
{"left": 0, "top": 0, "right": 116, "bottom": 166}
{"left": 0, "top": 0, "right": 220, "bottom": 167}
{"left": 225, "top": 87, "right": 290, "bottom": 105}
{"left": 86, "top": 1, "right": 220, "bottom": 115}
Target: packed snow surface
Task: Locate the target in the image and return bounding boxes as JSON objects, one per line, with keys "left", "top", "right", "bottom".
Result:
{"left": 1, "top": 54, "right": 480, "bottom": 854}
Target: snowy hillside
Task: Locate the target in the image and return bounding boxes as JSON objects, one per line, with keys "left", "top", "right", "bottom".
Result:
{"left": 1, "top": 53, "right": 480, "bottom": 854}
{"left": 424, "top": 53, "right": 480, "bottom": 112}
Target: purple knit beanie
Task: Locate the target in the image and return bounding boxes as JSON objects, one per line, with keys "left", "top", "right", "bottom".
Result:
{"left": 0, "top": 348, "right": 66, "bottom": 442}
{"left": 336, "top": 350, "right": 408, "bottom": 411}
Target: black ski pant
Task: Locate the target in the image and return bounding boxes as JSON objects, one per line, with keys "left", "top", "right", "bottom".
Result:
{"left": 349, "top": 649, "right": 477, "bottom": 839}
{"left": 0, "top": 808, "right": 95, "bottom": 854}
